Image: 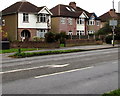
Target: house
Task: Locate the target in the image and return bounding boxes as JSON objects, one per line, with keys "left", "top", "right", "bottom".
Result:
{"left": 99, "top": 9, "right": 120, "bottom": 28}
{"left": 50, "top": 2, "right": 101, "bottom": 37}
{"left": 2, "top": 0, "right": 52, "bottom": 41}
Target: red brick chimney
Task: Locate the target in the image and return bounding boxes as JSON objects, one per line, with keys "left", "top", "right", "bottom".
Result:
{"left": 69, "top": 2, "right": 76, "bottom": 9}
{"left": 109, "top": 9, "right": 117, "bottom": 18}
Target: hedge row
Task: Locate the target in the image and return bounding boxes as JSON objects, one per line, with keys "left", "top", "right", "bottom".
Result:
{"left": 10, "top": 49, "right": 86, "bottom": 58}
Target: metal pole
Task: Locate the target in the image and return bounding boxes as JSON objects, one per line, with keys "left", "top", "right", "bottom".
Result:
{"left": 112, "top": 26, "right": 115, "bottom": 46}
{"left": 112, "top": 0, "right": 115, "bottom": 47}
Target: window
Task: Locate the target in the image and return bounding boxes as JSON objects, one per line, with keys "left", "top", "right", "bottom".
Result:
{"left": 2, "top": 19, "right": 5, "bottom": 26}
{"left": 77, "top": 18, "right": 84, "bottom": 24}
{"left": 23, "top": 13, "right": 29, "bottom": 22}
{"left": 88, "top": 30, "right": 94, "bottom": 34}
{"left": 61, "top": 17, "right": 66, "bottom": 24}
{"left": 37, "top": 29, "right": 47, "bottom": 38}
{"left": 88, "top": 20, "right": 95, "bottom": 25}
{"left": 68, "top": 31, "right": 73, "bottom": 35}
{"left": 68, "top": 18, "right": 72, "bottom": 25}
{"left": 96, "top": 21, "right": 100, "bottom": 26}
{"left": 66, "top": 7, "right": 71, "bottom": 12}
{"left": 37, "top": 14, "right": 46, "bottom": 23}
{"left": 77, "top": 30, "right": 84, "bottom": 35}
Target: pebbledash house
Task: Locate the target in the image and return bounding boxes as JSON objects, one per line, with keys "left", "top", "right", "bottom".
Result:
{"left": 50, "top": 2, "right": 101, "bottom": 38}
{"left": 2, "top": 0, "right": 52, "bottom": 41}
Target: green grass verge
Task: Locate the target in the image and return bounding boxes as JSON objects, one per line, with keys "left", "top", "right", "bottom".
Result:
{"left": 102, "top": 89, "right": 120, "bottom": 96}
{"left": 9, "top": 49, "right": 87, "bottom": 58}
{"left": 0, "top": 48, "right": 41, "bottom": 54}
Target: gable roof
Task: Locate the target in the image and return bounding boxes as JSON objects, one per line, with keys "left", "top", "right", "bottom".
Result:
{"left": 2, "top": 1, "right": 49, "bottom": 15}
{"left": 50, "top": 4, "right": 91, "bottom": 18}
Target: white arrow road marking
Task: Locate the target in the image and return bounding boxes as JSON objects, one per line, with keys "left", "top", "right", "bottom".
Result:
{"left": 35, "top": 66, "right": 94, "bottom": 79}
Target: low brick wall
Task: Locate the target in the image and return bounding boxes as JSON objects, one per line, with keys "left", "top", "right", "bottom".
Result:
{"left": 10, "top": 41, "right": 60, "bottom": 48}
{"left": 65, "top": 39, "right": 103, "bottom": 47}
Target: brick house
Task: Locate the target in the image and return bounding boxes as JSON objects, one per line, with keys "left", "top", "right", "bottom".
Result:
{"left": 2, "top": 0, "right": 52, "bottom": 41}
{"left": 99, "top": 9, "right": 120, "bottom": 28}
{"left": 50, "top": 2, "right": 101, "bottom": 37}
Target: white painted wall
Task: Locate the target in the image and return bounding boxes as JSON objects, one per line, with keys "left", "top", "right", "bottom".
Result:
{"left": 76, "top": 24, "right": 85, "bottom": 31}
{"left": 18, "top": 13, "right": 49, "bottom": 29}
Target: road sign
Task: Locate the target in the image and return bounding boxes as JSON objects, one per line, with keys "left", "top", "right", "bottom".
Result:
{"left": 109, "top": 20, "right": 117, "bottom": 26}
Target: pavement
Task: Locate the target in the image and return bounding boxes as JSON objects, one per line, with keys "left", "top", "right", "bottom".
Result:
{"left": 1, "top": 44, "right": 119, "bottom": 60}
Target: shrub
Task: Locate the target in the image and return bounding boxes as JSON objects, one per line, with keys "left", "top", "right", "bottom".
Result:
{"left": 45, "top": 32, "right": 56, "bottom": 43}
{"left": 105, "top": 35, "right": 120, "bottom": 44}
{"left": 105, "top": 35, "right": 112, "bottom": 44}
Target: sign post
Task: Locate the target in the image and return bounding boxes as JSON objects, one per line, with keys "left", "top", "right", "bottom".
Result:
{"left": 109, "top": 20, "right": 117, "bottom": 47}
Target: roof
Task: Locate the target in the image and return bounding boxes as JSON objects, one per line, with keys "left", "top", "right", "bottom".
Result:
{"left": 2, "top": 1, "right": 45, "bottom": 15}
{"left": 50, "top": 4, "right": 99, "bottom": 20}
{"left": 50, "top": 4, "right": 92, "bottom": 18}
{"left": 99, "top": 9, "right": 120, "bottom": 22}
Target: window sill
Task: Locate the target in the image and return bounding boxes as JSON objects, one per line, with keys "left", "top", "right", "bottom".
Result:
{"left": 36, "top": 22, "right": 47, "bottom": 23}
{"left": 23, "top": 21, "right": 29, "bottom": 23}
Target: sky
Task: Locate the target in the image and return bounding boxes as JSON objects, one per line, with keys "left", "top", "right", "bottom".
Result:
{"left": 0, "top": 0, "right": 120, "bottom": 16}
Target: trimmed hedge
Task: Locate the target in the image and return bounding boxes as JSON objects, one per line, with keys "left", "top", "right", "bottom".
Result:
{"left": 10, "top": 49, "right": 86, "bottom": 58}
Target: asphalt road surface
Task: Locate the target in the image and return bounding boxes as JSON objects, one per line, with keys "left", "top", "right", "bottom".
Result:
{"left": 1, "top": 48, "right": 119, "bottom": 94}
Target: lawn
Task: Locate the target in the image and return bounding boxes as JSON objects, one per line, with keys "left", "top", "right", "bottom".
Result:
{"left": 102, "top": 89, "right": 120, "bottom": 96}
{"left": 0, "top": 48, "right": 41, "bottom": 54}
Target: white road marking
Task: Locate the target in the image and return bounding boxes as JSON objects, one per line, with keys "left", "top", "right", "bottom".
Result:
{"left": 45, "top": 64, "right": 69, "bottom": 68}
{"left": 0, "top": 64, "right": 69, "bottom": 74}
{"left": 35, "top": 66, "right": 94, "bottom": 79}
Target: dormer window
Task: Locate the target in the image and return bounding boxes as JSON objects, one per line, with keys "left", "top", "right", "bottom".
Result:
{"left": 23, "top": 13, "right": 29, "bottom": 22}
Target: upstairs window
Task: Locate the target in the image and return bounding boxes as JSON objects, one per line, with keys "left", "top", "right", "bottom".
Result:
{"left": 96, "top": 21, "right": 100, "bottom": 26}
{"left": 37, "top": 14, "right": 46, "bottom": 23}
{"left": 77, "top": 18, "right": 84, "bottom": 24}
{"left": 68, "top": 18, "right": 72, "bottom": 25}
{"left": 61, "top": 17, "right": 66, "bottom": 24}
{"left": 23, "top": 13, "right": 29, "bottom": 22}
{"left": 88, "top": 20, "right": 95, "bottom": 25}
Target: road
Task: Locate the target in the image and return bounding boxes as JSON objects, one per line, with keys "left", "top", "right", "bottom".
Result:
{"left": 1, "top": 48, "right": 119, "bottom": 94}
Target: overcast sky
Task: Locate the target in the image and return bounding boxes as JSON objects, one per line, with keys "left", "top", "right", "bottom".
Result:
{"left": 0, "top": 0, "right": 120, "bottom": 16}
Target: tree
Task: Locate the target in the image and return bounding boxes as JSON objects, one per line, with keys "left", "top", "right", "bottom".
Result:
{"left": 96, "top": 23, "right": 112, "bottom": 35}
{"left": 96, "top": 22, "right": 120, "bottom": 36}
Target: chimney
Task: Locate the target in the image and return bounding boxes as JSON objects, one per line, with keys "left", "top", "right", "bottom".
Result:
{"left": 69, "top": 2, "right": 76, "bottom": 9}
{"left": 109, "top": 9, "right": 117, "bottom": 18}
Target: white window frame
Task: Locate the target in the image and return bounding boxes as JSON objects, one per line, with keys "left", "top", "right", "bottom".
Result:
{"left": 76, "top": 30, "right": 85, "bottom": 35}
{"left": 61, "top": 17, "right": 66, "bottom": 24}
{"left": 23, "top": 13, "right": 29, "bottom": 22}
{"left": 37, "top": 29, "right": 47, "bottom": 38}
{"left": 77, "top": 18, "right": 84, "bottom": 25}
{"left": 37, "top": 14, "right": 46, "bottom": 23}
{"left": 96, "top": 21, "right": 100, "bottom": 26}
{"left": 68, "top": 18, "right": 72, "bottom": 25}
{"left": 68, "top": 31, "right": 73, "bottom": 35}
{"left": 88, "top": 20, "right": 95, "bottom": 25}
{"left": 88, "top": 30, "right": 94, "bottom": 34}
